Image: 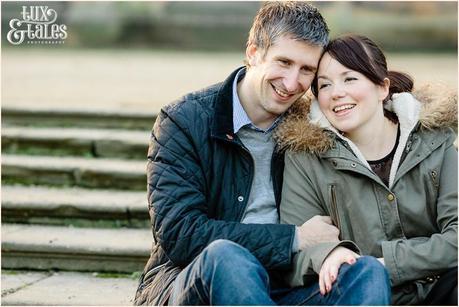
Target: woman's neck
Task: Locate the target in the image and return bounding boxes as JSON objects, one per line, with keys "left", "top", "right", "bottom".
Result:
{"left": 346, "top": 115, "right": 399, "bottom": 161}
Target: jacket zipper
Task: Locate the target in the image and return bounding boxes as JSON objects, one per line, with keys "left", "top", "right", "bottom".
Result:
{"left": 330, "top": 185, "right": 342, "bottom": 235}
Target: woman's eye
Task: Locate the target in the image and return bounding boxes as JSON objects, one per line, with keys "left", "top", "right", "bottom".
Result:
{"left": 319, "top": 83, "right": 330, "bottom": 89}
{"left": 345, "top": 77, "right": 357, "bottom": 82}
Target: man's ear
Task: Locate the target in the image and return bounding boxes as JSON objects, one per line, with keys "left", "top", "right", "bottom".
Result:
{"left": 246, "top": 43, "right": 259, "bottom": 66}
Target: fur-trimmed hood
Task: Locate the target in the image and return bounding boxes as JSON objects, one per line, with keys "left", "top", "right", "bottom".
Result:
{"left": 274, "top": 84, "right": 458, "bottom": 154}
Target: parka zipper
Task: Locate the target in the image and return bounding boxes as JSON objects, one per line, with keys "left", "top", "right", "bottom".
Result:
{"left": 430, "top": 169, "right": 439, "bottom": 189}
{"left": 330, "top": 185, "right": 342, "bottom": 236}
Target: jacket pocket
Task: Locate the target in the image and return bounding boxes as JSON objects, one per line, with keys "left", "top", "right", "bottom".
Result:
{"left": 328, "top": 184, "right": 342, "bottom": 237}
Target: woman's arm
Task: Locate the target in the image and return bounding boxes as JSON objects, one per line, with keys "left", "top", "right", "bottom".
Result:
{"left": 382, "top": 137, "right": 458, "bottom": 286}
{"left": 281, "top": 151, "right": 360, "bottom": 286}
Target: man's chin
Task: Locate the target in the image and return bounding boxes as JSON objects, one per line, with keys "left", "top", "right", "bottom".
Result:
{"left": 265, "top": 103, "right": 292, "bottom": 116}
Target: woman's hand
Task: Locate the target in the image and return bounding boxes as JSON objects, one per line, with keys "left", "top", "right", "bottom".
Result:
{"left": 319, "top": 246, "right": 359, "bottom": 295}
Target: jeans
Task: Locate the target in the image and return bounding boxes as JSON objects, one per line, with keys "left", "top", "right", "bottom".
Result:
{"left": 169, "top": 239, "right": 391, "bottom": 305}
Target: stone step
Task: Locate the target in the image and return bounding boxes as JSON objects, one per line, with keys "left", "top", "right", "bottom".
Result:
{"left": 1, "top": 224, "right": 151, "bottom": 273}
{"left": 1, "top": 185, "right": 149, "bottom": 228}
{"left": 2, "top": 126, "right": 149, "bottom": 159}
{"left": 2, "top": 154, "right": 147, "bottom": 190}
{"left": 1, "top": 270, "right": 138, "bottom": 305}
{"left": 2, "top": 106, "right": 156, "bottom": 130}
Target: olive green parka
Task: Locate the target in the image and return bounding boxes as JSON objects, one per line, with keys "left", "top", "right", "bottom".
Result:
{"left": 276, "top": 85, "right": 457, "bottom": 305}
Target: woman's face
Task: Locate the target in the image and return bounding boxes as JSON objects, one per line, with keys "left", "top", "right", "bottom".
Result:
{"left": 316, "top": 52, "right": 389, "bottom": 135}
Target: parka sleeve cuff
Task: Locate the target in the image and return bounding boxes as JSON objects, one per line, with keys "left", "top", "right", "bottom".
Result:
{"left": 381, "top": 240, "right": 400, "bottom": 286}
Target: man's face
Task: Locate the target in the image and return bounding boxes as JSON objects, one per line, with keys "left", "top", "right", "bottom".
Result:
{"left": 246, "top": 35, "right": 323, "bottom": 118}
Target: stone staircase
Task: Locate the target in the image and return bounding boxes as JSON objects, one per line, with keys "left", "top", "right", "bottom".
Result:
{"left": 1, "top": 107, "right": 157, "bottom": 305}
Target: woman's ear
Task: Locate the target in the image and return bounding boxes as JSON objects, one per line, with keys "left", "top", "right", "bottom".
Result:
{"left": 379, "top": 77, "right": 390, "bottom": 102}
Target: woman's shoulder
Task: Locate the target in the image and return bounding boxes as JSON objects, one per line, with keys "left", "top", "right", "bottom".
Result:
{"left": 412, "top": 83, "right": 457, "bottom": 148}
{"left": 415, "top": 83, "right": 457, "bottom": 132}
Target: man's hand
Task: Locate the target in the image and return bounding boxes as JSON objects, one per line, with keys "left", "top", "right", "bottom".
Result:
{"left": 296, "top": 216, "right": 339, "bottom": 250}
{"left": 319, "top": 246, "right": 359, "bottom": 295}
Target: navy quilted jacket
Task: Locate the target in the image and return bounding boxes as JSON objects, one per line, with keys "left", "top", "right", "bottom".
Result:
{"left": 134, "top": 68, "right": 295, "bottom": 305}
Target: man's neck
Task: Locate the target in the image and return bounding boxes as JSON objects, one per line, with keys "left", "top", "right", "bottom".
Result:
{"left": 237, "top": 74, "right": 277, "bottom": 130}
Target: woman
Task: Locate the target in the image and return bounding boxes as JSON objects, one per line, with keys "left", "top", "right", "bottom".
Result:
{"left": 277, "top": 34, "right": 457, "bottom": 305}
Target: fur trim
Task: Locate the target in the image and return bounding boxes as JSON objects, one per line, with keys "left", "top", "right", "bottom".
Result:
{"left": 274, "top": 93, "right": 333, "bottom": 154}
{"left": 274, "top": 84, "right": 457, "bottom": 154}
{"left": 414, "top": 83, "right": 458, "bottom": 131}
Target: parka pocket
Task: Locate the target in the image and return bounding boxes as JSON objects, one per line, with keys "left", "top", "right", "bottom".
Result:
{"left": 328, "top": 184, "right": 342, "bottom": 238}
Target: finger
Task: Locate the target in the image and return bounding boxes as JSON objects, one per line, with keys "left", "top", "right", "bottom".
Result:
{"left": 319, "top": 268, "right": 326, "bottom": 295}
{"left": 325, "top": 226, "right": 340, "bottom": 242}
{"left": 329, "top": 263, "right": 339, "bottom": 284}
{"left": 331, "top": 227, "right": 340, "bottom": 240}
{"left": 323, "top": 267, "right": 333, "bottom": 294}
{"left": 346, "top": 255, "right": 357, "bottom": 265}
{"left": 320, "top": 216, "right": 333, "bottom": 224}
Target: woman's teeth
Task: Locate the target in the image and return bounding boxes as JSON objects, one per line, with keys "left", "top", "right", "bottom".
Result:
{"left": 333, "top": 104, "right": 355, "bottom": 112}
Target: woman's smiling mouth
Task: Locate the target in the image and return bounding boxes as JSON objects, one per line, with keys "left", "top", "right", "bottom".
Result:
{"left": 333, "top": 104, "right": 356, "bottom": 113}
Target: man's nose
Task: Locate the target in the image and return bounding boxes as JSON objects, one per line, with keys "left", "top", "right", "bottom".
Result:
{"left": 283, "top": 69, "right": 301, "bottom": 93}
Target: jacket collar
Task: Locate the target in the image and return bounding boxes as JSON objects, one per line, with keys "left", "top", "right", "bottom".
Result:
{"left": 274, "top": 83, "right": 457, "bottom": 155}
{"left": 274, "top": 84, "right": 457, "bottom": 188}
{"left": 211, "top": 67, "right": 246, "bottom": 140}
{"left": 309, "top": 93, "right": 422, "bottom": 173}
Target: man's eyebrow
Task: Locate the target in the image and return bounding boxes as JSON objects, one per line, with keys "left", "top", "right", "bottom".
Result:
{"left": 302, "top": 64, "right": 317, "bottom": 72}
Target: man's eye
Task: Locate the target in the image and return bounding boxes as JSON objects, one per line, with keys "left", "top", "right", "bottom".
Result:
{"left": 301, "top": 68, "right": 314, "bottom": 75}
{"left": 279, "top": 60, "right": 289, "bottom": 65}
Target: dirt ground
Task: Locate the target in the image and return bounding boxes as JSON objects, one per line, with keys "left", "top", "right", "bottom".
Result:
{"left": 2, "top": 49, "right": 457, "bottom": 113}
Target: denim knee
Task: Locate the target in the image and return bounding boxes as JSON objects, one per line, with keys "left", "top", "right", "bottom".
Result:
{"left": 333, "top": 256, "right": 391, "bottom": 305}
{"left": 200, "top": 239, "right": 269, "bottom": 286}
{"left": 355, "top": 256, "right": 388, "bottom": 276}
{"left": 354, "top": 256, "right": 391, "bottom": 289}
{"left": 204, "top": 239, "right": 249, "bottom": 260}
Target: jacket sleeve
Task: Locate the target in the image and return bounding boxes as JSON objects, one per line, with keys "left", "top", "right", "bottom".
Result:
{"left": 280, "top": 151, "right": 360, "bottom": 287}
{"left": 148, "top": 107, "right": 295, "bottom": 269}
{"left": 382, "top": 134, "right": 458, "bottom": 286}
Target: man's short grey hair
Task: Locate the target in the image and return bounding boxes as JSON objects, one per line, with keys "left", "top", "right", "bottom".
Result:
{"left": 247, "top": 1, "right": 329, "bottom": 54}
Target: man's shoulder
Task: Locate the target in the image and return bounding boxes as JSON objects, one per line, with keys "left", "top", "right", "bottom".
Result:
{"left": 161, "top": 82, "right": 223, "bottom": 123}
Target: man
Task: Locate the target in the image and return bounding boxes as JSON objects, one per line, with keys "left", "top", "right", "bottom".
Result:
{"left": 134, "top": 2, "right": 391, "bottom": 305}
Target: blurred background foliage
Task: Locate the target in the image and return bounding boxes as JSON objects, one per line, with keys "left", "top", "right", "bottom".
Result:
{"left": 2, "top": 1, "right": 457, "bottom": 52}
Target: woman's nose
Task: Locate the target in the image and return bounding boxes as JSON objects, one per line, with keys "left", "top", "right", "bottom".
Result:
{"left": 331, "top": 83, "right": 346, "bottom": 99}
